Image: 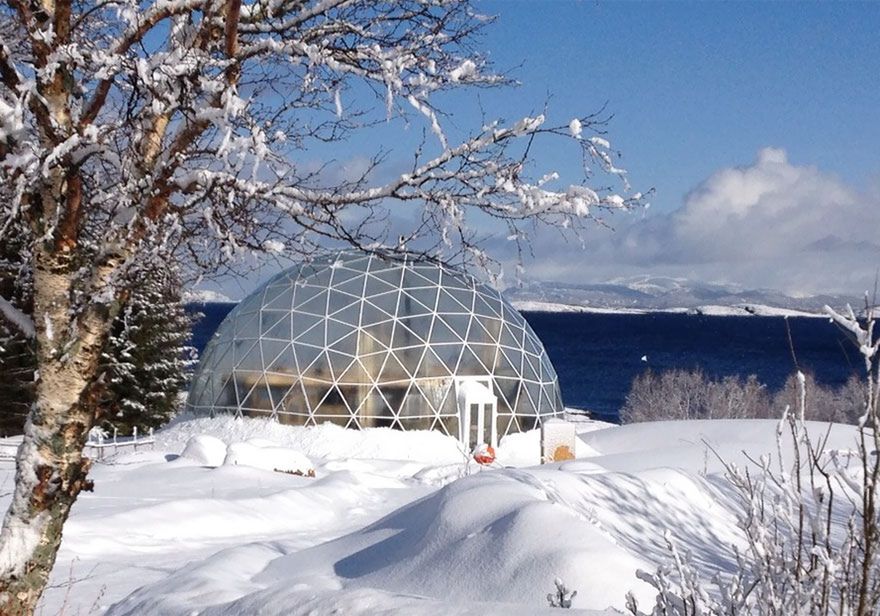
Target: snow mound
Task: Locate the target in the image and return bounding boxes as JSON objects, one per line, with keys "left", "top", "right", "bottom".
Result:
{"left": 180, "top": 435, "right": 227, "bottom": 467}
{"left": 224, "top": 441, "right": 313, "bottom": 475}
{"left": 159, "top": 414, "right": 465, "bottom": 464}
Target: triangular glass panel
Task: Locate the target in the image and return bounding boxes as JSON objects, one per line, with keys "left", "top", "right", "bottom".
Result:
{"left": 438, "top": 313, "right": 471, "bottom": 340}
{"left": 296, "top": 321, "right": 326, "bottom": 347}
{"left": 291, "top": 312, "right": 322, "bottom": 337}
{"left": 328, "top": 265, "right": 361, "bottom": 286}
{"left": 495, "top": 347, "right": 521, "bottom": 377}
{"left": 523, "top": 381, "right": 541, "bottom": 414}
{"left": 380, "top": 351, "right": 411, "bottom": 383}
{"left": 326, "top": 289, "right": 356, "bottom": 315}
{"left": 305, "top": 266, "right": 332, "bottom": 289}
{"left": 437, "top": 269, "right": 468, "bottom": 290}
{"left": 303, "top": 380, "right": 328, "bottom": 412}
{"left": 359, "top": 302, "right": 388, "bottom": 327}
{"left": 309, "top": 351, "right": 332, "bottom": 383}
{"left": 493, "top": 377, "right": 517, "bottom": 413}
{"left": 412, "top": 264, "right": 440, "bottom": 285}
{"left": 402, "top": 287, "right": 438, "bottom": 314}
{"left": 328, "top": 350, "right": 354, "bottom": 381}
{"left": 500, "top": 323, "right": 523, "bottom": 349}
{"left": 261, "top": 286, "right": 295, "bottom": 311}
{"left": 233, "top": 340, "right": 262, "bottom": 367}
{"left": 240, "top": 375, "right": 273, "bottom": 412}
{"left": 328, "top": 302, "right": 362, "bottom": 327}
{"left": 355, "top": 386, "right": 390, "bottom": 427}
{"left": 400, "top": 314, "right": 432, "bottom": 340}
{"left": 414, "top": 348, "right": 446, "bottom": 379}
{"left": 428, "top": 318, "right": 461, "bottom": 344}
{"left": 433, "top": 343, "right": 463, "bottom": 374}
{"left": 295, "top": 289, "right": 329, "bottom": 316}
{"left": 371, "top": 267, "right": 404, "bottom": 290}
{"left": 329, "top": 328, "right": 358, "bottom": 356}
{"left": 367, "top": 291, "right": 399, "bottom": 317}
{"left": 465, "top": 344, "right": 495, "bottom": 372}
{"left": 446, "top": 287, "right": 474, "bottom": 312}
{"left": 474, "top": 316, "right": 502, "bottom": 343}
{"left": 315, "top": 384, "right": 351, "bottom": 417}
{"left": 391, "top": 321, "right": 424, "bottom": 350}
{"left": 402, "top": 267, "right": 434, "bottom": 290}
{"left": 208, "top": 342, "right": 234, "bottom": 375}
{"left": 292, "top": 342, "right": 322, "bottom": 374}
{"left": 277, "top": 380, "right": 305, "bottom": 414}
{"left": 261, "top": 339, "right": 293, "bottom": 371}
{"left": 359, "top": 353, "right": 386, "bottom": 381}
{"left": 523, "top": 331, "right": 541, "bottom": 356}
{"left": 333, "top": 274, "right": 367, "bottom": 299}
{"left": 357, "top": 327, "right": 389, "bottom": 354}
{"left": 339, "top": 358, "right": 369, "bottom": 385}
{"left": 459, "top": 344, "right": 491, "bottom": 374}
{"left": 466, "top": 321, "right": 492, "bottom": 344}
{"left": 233, "top": 312, "right": 260, "bottom": 339}
{"left": 474, "top": 292, "right": 502, "bottom": 318}
{"left": 542, "top": 387, "right": 557, "bottom": 415}
{"left": 499, "top": 413, "right": 518, "bottom": 437}
{"left": 523, "top": 354, "right": 541, "bottom": 383}
{"left": 262, "top": 313, "right": 292, "bottom": 341}
{"left": 378, "top": 384, "right": 407, "bottom": 417}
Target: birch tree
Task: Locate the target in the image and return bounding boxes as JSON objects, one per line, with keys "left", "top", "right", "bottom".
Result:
{"left": 0, "top": 0, "right": 639, "bottom": 611}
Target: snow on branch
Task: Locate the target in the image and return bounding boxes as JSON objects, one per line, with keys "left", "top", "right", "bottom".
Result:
{"left": 0, "top": 296, "right": 34, "bottom": 339}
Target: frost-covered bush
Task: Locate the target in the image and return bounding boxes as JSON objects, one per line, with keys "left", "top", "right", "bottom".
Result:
{"left": 547, "top": 578, "right": 578, "bottom": 609}
{"left": 627, "top": 302, "right": 880, "bottom": 616}
{"left": 621, "top": 369, "right": 864, "bottom": 424}
{"left": 772, "top": 372, "right": 864, "bottom": 424}
{"left": 621, "top": 369, "right": 772, "bottom": 423}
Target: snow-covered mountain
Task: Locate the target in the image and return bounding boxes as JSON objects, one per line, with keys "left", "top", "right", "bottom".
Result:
{"left": 505, "top": 276, "right": 857, "bottom": 316}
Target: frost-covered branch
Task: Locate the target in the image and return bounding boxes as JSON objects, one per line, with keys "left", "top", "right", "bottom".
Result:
{"left": 0, "top": 295, "right": 33, "bottom": 339}
{"left": 0, "top": 3, "right": 643, "bottom": 606}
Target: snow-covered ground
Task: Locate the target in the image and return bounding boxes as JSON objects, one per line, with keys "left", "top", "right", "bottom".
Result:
{"left": 0, "top": 415, "right": 860, "bottom": 614}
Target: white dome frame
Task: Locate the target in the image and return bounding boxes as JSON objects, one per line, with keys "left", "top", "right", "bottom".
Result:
{"left": 187, "top": 251, "right": 563, "bottom": 441}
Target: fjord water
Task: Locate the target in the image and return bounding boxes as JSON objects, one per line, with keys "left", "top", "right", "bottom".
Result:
{"left": 189, "top": 304, "right": 856, "bottom": 423}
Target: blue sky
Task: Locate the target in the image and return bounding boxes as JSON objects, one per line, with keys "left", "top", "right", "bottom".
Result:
{"left": 443, "top": 1, "right": 880, "bottom": 296}
{"left": 477, "top": 1, "right": 880, "bottom": 213}
{"left": 212, "top": 2, "right": 880, "bottom": 299}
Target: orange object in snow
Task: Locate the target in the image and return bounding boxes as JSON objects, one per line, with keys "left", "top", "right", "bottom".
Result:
{"left": 473, "top": 445, "right": 496, "bottom": 465}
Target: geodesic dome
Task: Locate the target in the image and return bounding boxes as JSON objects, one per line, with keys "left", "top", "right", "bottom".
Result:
{"left": 186, "top": 251, "right": 563, "bottom": 441}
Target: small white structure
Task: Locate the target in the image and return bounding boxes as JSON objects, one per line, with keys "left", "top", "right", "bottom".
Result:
{"left": 541, "top": 417, "right": 576, "bottom": 463}
{"left": 455, "top": 376, "right": 498, "bottom": 449}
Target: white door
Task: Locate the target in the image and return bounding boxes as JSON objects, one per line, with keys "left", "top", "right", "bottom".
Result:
{"left": 455, "top": 377, "right": 498, "bottom": 449}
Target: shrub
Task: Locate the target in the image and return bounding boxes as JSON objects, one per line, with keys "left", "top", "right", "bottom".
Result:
{"left": 621, "top": 368, "right": 863, "bottom": 425}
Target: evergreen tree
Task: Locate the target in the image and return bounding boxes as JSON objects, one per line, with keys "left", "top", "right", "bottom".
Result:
{"left": 0, "top": 224, "right": 34, "bottom": 436}
{"left": 100, "top": 261, "right": 198, "bottom": 434}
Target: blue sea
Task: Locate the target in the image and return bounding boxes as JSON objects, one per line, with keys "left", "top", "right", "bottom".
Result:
{"left": 189, "top": 304, "right": 858, "bottom": 423}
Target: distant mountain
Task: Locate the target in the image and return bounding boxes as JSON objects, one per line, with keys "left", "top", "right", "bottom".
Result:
{"left": 505, "top": 276, "right": 858, "bottom": 315}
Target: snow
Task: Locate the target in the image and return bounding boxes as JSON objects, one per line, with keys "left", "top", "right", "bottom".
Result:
{"left": 1, "top": 415, "right": 860, "bottom": 614}
{"left": 182, "top": 289, "right": 235, "bottom": 303}
{"left": 511, "top": 299, "right": 825, "bottom": 317}
{"left": 569, "top": 118, "right": 583, "bottom": 139}
{"left": 0, "top": 295, "right": 34, "bottom": 338}
{"left": 181, "top": 434, "right": 228, "bottom": 466}
{"left": 224, "top": 441, "right": 313, "bottom": 475}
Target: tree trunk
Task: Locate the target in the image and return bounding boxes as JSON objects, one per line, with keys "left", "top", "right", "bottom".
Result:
{"left": 0, "top": 248, "right": 107, "bottom": 615}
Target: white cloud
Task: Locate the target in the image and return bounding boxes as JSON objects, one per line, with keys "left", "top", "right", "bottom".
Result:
{"left": 521, "top": 147, "right": 880, "bottom": 296}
